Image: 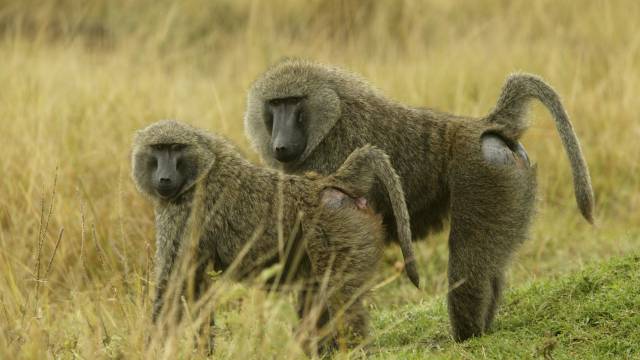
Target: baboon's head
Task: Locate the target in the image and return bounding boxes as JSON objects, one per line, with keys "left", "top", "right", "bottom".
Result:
{"left": 245, "top": 59, "right": 342, "bottom": 166}
{"left": 131, "top": 120, "right": 214, "bottom": 202}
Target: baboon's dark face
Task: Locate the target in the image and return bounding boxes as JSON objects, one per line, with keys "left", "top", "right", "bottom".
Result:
{"left": 145, "top": 143, "right": 192, "bottom": 199}
{"left": 264, "top": 97, "right": 307, "bottom": 163}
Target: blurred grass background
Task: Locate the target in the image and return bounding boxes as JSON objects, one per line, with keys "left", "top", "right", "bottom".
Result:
{"left": 0, "top": 0, "right": 638, "bottom": 358}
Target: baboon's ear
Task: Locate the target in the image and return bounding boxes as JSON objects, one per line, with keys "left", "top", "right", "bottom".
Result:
{"left": 299, "top": 87, "right": 341, "bottom": 162}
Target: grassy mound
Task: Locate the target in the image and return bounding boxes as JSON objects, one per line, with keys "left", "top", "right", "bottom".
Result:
{"left": 370, "top": 254, "right": 640, "bottom": 359}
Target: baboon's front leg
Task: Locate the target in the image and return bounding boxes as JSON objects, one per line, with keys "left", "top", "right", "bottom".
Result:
{"left": 152, "top": 235, "right": 215, "bottom": 339}
{"left": 191, "top": 252, "right": 216, "bottom": 354}
{"left": 152, "top": 243, "right": 179, "bottom": 324}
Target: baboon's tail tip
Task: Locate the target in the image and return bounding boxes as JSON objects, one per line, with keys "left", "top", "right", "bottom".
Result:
{"left": 406, "top": 262, "right": 420, "bottom": 288}
{"left": 581, "top": 203, "right": 595, "bottom": 225}
{"left": 578, "top": 195, "right": 596, "bottom": 225}
{"left": 584, "top": 212, "right": 595, "bottom": 225}
{"left": 575, "top": 174, "right": 595, "bottom": 225}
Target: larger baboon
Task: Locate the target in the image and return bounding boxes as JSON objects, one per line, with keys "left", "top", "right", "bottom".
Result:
{"left": 131, "top": 120, "right": 418, "bottom": 351}
{"left": 244, "top": 60, "right": 595, "bottom": 341}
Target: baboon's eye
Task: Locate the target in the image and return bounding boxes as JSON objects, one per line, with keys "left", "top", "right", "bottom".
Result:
{"left": 297, "top": 110, "right": 304, "bottom": 124}
{"left": 171, "top": 144, "right": 186, "bottom": 151}
{"left": 148, "top": 157, "right": 158, "bottom": 169}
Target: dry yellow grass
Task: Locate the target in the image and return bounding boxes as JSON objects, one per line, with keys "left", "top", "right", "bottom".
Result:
{"left": 0, "top": 0, "right": 638, "bottom": 358}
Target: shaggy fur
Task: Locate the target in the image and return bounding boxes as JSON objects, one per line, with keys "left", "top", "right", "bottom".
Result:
{"left": 244, "top": 60, "right": 594, "bottom": 341}
{"left": 131, "top": 120, "right": 417, "bottom": 351}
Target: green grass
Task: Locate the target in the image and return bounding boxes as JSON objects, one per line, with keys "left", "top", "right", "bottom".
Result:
{"left": 369, "top": 254, "right": 640, "bottom": 359}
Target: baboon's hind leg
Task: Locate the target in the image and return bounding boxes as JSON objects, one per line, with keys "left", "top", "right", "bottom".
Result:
{"left": 296, "top": 271, "right": 371, "bottom": 352}
{"left": 484, "top": 273, "right": 504, "bottom": 330}
{"left": 298, "top": 191, "right": 381, "bottom": 352}
{"left": 326, "top": 286, "right": 369, "bottom": 349}
{"left": 447, "top": 231, "right": 498, "bottom": 341}
{"left": 296, "top": 287, "right": 335, "bottom": 353}
{"left": 448, "top": 134, "right": 536, "bottom": 341}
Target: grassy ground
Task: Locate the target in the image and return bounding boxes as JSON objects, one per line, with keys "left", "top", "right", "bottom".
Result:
{"left": 370, "top": 254, "right": 640, "bottom": 359}
{"left": 0, "top": 0, "right": 638, "bottom": 358}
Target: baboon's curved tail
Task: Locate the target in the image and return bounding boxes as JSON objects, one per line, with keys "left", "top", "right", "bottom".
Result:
{"left": 487, "top": 73, "right": 595, "bottom": 224}
{"left": 331, "top": 145, "right": 420, "bottom": 288}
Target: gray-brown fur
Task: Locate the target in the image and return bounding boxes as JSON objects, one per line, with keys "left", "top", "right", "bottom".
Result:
{"left": 131, "top": 120, "right": 417, "bottom": 351}
{"left": 244, "top": 59, "right": 594, "bottom": 341}
{"left": 488, "top": 73, "right": 594, "bottom": 222}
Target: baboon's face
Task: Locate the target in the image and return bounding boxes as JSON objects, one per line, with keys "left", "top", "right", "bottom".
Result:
{"left": 264, "top": 96, "right": 307, "bottom": 163}
{"left": 143, "top": 143, "right": 195, "bottom": 200}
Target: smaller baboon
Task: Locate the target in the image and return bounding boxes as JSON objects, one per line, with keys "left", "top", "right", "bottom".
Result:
{"left": 131, "top": 120, "right": 418, "bottom": 351}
